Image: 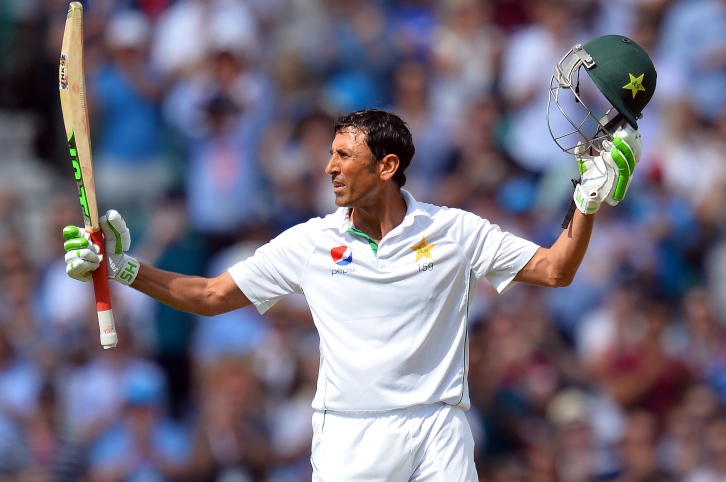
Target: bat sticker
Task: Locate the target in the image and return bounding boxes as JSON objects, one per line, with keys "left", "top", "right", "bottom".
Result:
{"left": 67, "top": 130, "right": 91, "bottom": 223}
{"left": 59, "top": 54, "right": 69, "bottom": 90}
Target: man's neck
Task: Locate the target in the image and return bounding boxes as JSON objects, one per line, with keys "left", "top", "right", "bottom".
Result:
{"left": 348, "top": 191, "right": 407, "bottom": 243}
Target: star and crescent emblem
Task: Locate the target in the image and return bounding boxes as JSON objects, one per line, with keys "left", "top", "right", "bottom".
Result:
{"left": 623, "top": 73, "right": 646, "bottom": 98}
{"left": 410, "top": 236, "right": 436, "bottom": 261}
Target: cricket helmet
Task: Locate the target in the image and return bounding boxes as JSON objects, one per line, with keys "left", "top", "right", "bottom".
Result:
{"left": 547, "top": 34, "right": 657, "bottom": 154}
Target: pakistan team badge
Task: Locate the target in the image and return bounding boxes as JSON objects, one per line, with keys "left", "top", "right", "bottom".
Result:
{"left": 623, "top": 73, "right": 646, "bottom": 98}
{"left": 410, "top": 236, "right": 436, "bottom": 261}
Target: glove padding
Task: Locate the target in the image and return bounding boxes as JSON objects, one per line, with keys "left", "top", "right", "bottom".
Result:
{"left": 573, "top": 126, "right": 641, "bottom": 215}
{"left": 63, "top": 210, "right": 139, "bottom": 285}
{"left": 603, "top": 126, "right": 641, "bottom": 205}
{"left": 63, "top": 227, "right": 102, "bottom": 282}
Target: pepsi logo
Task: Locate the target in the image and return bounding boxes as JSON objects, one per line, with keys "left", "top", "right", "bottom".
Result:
{"left": 330, "top": 245, "right": 353, "bottom": 265}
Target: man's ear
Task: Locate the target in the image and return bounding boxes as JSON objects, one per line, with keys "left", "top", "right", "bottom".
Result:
{"left": 379, "top": 154, "right": 400, "bottom": 181}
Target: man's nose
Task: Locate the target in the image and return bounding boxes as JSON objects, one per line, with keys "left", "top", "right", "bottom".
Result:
{"left": 325, "top": 156, "right": 338, "bottom": 175}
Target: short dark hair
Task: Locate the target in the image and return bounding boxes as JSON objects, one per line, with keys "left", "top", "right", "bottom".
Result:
{"left": 334, "top": 109, "right": 415, "bottom": 187}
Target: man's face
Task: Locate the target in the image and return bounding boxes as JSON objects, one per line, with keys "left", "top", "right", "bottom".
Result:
{"left": 325, "top": 128, "right": 382, "bottom": 207}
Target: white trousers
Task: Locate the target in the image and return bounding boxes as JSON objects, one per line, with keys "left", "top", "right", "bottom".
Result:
{"left": 310, "top": 403, "right": 478, "bottom": 482}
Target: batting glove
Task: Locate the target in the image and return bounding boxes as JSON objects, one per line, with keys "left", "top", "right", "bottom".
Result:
{"left": 63, "top": 210, "right": 140, "bottom": 285}
{"left": 573, "top": 126, "right": 641, "bottom": 215}
{"left": 603, "top": 125, "right": 641, "bottom": 206}
{"left": 99, "top": 210, "right": 139, "bottom": 285}
{"left": 63, "top": 227, "right": 102, "bottom": 282}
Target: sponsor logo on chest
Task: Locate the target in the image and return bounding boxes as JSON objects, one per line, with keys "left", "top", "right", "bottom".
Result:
{"left": 328, "top": 237, "right": 440, "bottom": 276}
{"left": 330, "top": 245, "right": 355, "bottom": 275}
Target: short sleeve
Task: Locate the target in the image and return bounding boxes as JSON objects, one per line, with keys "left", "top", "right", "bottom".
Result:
{"left": 228, "top": 221, "right": 320, "bottom": 314}
{"left": 483, "top": 231, "right": 539, "bottom": 293}
{"left": 451, "top": 209, "right": 539, "bottom": 293}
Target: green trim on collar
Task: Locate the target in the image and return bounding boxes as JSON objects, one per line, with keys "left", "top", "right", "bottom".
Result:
{"left": 347, "top": 227, "right": 378, "bottom": 256}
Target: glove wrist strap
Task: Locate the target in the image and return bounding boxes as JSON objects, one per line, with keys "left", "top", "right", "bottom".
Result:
{"left": 573, "top": 184, "right": 601, "bottom": 215}
{"left": 114, "top": 255, "right": 140, "bottom": 286}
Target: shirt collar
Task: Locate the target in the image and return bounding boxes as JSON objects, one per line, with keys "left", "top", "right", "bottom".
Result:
{"left": 328, "top": 189, "right": 431, "bottom": 234}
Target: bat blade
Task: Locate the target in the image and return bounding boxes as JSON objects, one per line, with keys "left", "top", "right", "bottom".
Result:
{"left": 59, "top": 2, "right": 118, "bottom": 349}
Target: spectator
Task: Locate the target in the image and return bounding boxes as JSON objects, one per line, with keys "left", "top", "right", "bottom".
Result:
{"left": 386, "top": 58, "right": 457, "bottom": 197}
{"left": 56, "top": 325, "right": 168, "bottom": 447}
{"left": 429, "top": 0, "right": 502, "bottom": 121}
{"left": 578, "top": 290, "right": 692, "bottom": 427}
{"left": 265, "top": 331, "right": 319, "bottom": 482}
{"left": 325, "top": 0, "right": 398, "bottom": 103}
{"left": 90, "top": 9, "right": 173, "bottom": 234}
{"left": 262, "top": 109, "right": 339, "bottom": 231}
{"left": 498, "top": 0, "right": 586, "bottom": 176}
{"left": 150, "top": 0, "right": 260, "bottom": 82}
{"left": 610, "top": 409, "right": 678, "bottom": 482}
{"left": 86, "top": 368, "right": 191, "bottom": 481}
{"left": 545, "top": 387, "right": 617, "bottom": 481}
{"left": 671, "top": 287, "right": 726, "bottom": 406}
{"left": 433, "top": 96, "right": 514, "bottom": 211}
{"left": 657, "top": 402, "right": 706, "bottom": 478}
{"left": 163, "top": 34, "right": 276, "bottom": 253}
{"left": 0, "top": 410, "right": 33, "bottom": 479}
{"left": 685, "top": 415, "right": 726, "bottom": 482}
{"left": 188, "top": 355, "right": 272, "bottom": 480}
{"left": 0, "top": 328, "right": 42, "bottom": 424}
{"left": 657, "top": 0, "right": 726, "bottom": 122}
{"left": 471, "top": 305, "right": 563, "bottom": 457}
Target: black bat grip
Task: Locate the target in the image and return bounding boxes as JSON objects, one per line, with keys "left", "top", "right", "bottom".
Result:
{"left": 561, "top": 179, "right": 580, "bottom": 229}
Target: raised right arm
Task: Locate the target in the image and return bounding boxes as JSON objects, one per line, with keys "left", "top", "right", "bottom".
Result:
{"left": 130, "top": 263, "right": 251, "bottom": 317}
{"left": 63, "top": 210, "right": 252, "bottom": 317}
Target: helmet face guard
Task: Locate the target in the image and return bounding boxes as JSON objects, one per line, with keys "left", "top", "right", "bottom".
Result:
{"left": 547, "top": 35, "right": 657, "bottom": 156}
{"left": 547, "top": 44, "right": 626, "bottom": 155}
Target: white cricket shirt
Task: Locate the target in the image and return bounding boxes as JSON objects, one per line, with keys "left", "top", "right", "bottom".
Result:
{"left": 228, "top": 190, "right": 539, "bottom": 412}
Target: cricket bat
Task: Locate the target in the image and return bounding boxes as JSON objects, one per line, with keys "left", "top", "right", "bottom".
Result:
{"left": 59, "top": 2, "right": 118, "bottom": 349}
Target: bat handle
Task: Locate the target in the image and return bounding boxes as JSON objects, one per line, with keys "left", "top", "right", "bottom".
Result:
{"left": 88, "top": 229, "right": 118, "bottom": 349}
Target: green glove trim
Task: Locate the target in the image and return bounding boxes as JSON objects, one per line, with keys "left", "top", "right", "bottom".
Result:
{"left": 63, "top": 237, "right": 89, "bottom": 252}
{"left": 105, "top": 219, "right": 123, "bottom": 255}
{"left": 577, "top": 158, "right": 587, "bottom": 176}
{"left": 610, "top": 138, "right": 635, "bottom": 202}
{"left": 62, "top": 225, "right": 81, "bottom": 240}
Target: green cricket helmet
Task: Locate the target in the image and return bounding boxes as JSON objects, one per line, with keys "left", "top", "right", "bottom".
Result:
{"left": 547, "top": 34, "right": 657, "bottom": 154}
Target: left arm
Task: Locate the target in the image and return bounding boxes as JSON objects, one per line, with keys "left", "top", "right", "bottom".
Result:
{"left": 514, "top": 209, "right": 594, "bottom": 288}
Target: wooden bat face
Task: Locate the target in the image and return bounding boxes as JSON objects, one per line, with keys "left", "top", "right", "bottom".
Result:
{"left": 59, "top": 2, "right": 99, "bottom": 231}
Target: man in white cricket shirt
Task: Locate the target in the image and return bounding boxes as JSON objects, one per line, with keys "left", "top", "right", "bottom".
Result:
{"left": 62, "top": 34, "right": 655, "bottom": 482}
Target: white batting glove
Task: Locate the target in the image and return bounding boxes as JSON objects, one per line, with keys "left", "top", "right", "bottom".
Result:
{"left": 62, "top": 210, "right": 140, "bottom": 285}
{"left": 572, "top": 126, "right": 642, "bottom": 215}
{"left": 573, "top": 142, "right": 616, "bottom": 215}
{"left": 602, "top": 125, "right": 641, "bottom": 206}
{"left": 99, "top": 210, "right": 139, "bottom": 285}
{"left": 63, "top": 227, "right": 102, "bottom": 282}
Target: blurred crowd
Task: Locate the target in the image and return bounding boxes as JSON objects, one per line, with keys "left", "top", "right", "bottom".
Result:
{"left": 1, "top": 0, "right": 726, "bottom": 480}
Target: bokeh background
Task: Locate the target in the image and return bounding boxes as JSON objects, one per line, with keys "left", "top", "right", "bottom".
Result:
{"left": 1, "top": 0, "right": 726, "bottom": 480}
